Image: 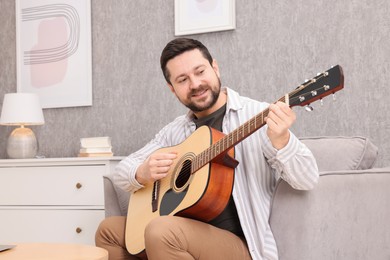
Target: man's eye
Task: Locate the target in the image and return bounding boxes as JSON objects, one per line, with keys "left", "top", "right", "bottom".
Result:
{"left": 178, "top": 78, "right": 187, "bottom": 83}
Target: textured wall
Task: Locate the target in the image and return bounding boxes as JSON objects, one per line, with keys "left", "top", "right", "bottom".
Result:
{"left": 0, "top": 0, "right": 389, "bottom": 167}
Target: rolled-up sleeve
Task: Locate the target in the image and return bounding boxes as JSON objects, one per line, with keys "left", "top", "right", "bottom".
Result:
{"left": 263, "top": 130, "right": 319, "bottom": 190}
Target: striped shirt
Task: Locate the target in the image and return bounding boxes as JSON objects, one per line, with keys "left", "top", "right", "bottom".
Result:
{"left": 114, "top": 87, "right": 319, "bottom": 259}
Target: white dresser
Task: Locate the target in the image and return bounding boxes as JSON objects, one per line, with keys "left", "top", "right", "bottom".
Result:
{"left": 0, "top": 157, "right": 123, "bottom": 245}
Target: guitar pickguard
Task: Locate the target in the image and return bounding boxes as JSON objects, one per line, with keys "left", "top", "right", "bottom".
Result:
{"left": 160, "top": 188, "right": 188, "bottom": 216}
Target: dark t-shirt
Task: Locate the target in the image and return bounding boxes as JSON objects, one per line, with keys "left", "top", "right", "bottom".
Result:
{"left": 193, "top": 104, "right": 244, "bottom": 238}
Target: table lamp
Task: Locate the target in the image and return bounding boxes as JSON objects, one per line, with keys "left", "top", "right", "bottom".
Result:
{"left": 0, "top": 93, "right": 45, "bottom": 159}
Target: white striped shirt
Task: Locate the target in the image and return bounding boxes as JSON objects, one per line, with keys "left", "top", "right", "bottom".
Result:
{"left": 114, "top": 87, "right": 319, "bottom": 259}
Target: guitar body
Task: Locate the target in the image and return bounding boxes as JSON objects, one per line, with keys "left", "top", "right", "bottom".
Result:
{"left": 125, "top": 126, "right": 237, "bottom": 256}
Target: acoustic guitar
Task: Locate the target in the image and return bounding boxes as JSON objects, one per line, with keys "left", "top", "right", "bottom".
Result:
{"left": 125, "top": 65, "right": 344, "bottom": 257}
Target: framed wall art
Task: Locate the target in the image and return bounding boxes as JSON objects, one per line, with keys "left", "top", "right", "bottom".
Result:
{"left": 175, "top": 0, "right": 236, "bottom": 36}
{"left": 16, "top": 0, "right": 92, "bottom": 109}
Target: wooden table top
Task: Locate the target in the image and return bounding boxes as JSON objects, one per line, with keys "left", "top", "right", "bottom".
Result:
{"left": 0, "top": 243, "right": 108, "bottom": 260}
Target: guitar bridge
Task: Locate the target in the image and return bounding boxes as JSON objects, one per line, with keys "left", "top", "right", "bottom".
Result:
{"left": 151, "top": 180, "right": 160, "bottom": 212}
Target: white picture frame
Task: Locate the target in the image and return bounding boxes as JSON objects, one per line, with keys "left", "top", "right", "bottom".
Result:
{"left": 15, "top": 0, "right": 92, "bottom": 109}
{"left": 175, "top": 0, "right": 236, "bottom": 36}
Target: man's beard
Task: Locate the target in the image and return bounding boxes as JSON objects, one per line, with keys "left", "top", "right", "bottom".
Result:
{"left": 184, "top": 77, "right": 221, "bottom": 113}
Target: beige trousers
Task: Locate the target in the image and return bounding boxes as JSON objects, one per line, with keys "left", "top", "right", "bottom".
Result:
{"left": 95, "top": 216, "right": 251, "bottom": 260}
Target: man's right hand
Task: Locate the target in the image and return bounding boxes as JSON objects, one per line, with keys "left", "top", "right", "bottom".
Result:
{"left": 135, "top": 152, "right": 177, "bottom": 185}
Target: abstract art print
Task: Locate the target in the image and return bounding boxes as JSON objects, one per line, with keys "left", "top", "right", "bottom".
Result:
{"left": 16, "top": 0, "right": 92, "bottom": 108}
{"left": 175, "top": 0, "right": 235, "bottom": 36}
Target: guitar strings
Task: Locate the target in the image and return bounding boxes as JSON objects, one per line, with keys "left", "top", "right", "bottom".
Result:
{"left": 170, "top": 80, "right": 332, "bottom": 187}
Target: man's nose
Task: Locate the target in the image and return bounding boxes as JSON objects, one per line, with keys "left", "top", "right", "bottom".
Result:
{"left": 189, "top": 76, "right": 201, "bottom": 89}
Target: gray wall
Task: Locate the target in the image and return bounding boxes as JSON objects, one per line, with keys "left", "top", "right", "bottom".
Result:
{"left": 0, "top": 0, "right": 389, "bottom": 167}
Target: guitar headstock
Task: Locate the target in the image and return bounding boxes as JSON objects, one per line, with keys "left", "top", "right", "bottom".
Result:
{"left": 288, "top": 65, "right": 344, "bottom": 107}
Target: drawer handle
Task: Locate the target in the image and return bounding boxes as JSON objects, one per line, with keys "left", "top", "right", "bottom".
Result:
{"left": 76, "top": 227, "right": 82, "bottom": 234}
{"left": 76, "top": 183, "right": 82, "bottom": 189}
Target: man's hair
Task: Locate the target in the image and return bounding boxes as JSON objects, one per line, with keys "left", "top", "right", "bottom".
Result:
{"left": 160, "top": 38, "right": 213, "bottom": 84}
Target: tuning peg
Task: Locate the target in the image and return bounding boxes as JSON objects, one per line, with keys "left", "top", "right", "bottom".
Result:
{"left": 320, "top": 99, "right": 324, "bottom": 106}
{"left": 304, "top": 105, "right": 314, "bottom": 112}
{"left": 332, "top": 93, "right": 337, "bottom": 101}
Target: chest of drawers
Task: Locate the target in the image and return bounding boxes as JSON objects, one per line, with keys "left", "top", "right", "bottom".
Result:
{"left": 0, "top": 157, "right": 123, "bottom": 245}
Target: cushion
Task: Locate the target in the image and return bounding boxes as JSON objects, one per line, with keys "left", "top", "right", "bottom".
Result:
{"left": 299, "top": 136, "right": 378, "bottom": 171}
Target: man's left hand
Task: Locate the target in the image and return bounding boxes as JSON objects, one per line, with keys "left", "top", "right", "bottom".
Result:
{"left": 265, "top": 101, "right": 296, "bottom": 150}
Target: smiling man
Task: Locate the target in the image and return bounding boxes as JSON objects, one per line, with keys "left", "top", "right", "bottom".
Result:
{"left": 95, "top": 38, "right": 319, "bottom": 260}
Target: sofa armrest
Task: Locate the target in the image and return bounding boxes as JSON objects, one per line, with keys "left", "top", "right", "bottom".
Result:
{"left": 103, "top": 175, "right": 130, "bottom": 217}
{"left": 269, "top": 167, "right": 390, "bottom": 259}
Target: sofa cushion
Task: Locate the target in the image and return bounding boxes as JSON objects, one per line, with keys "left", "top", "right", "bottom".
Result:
{"left": 300, "top": 136, "right": 378, "bottom": 171}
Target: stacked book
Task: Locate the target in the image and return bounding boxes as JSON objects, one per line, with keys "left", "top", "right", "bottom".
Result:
{"left": 78, "top": 136, "right": 113, "bottom": 157}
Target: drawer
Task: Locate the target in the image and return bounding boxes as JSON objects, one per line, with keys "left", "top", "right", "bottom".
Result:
{"left": 0, "top": 208, "right": 105, "bottom": 245}
{"left": 0, "top": 165, "right": 105, "bottom": 205}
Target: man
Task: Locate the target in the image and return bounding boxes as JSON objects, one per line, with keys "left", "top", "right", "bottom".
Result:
{"left": 96, "top": 38, "right": 319, "bottom": 260}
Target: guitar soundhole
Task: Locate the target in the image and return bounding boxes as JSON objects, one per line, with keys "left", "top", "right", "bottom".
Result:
{"left": 160, "top": 156, "right": 193, "bottom": 216}
{"left": 174, "top": 159, "right": 192, "bottom": 191}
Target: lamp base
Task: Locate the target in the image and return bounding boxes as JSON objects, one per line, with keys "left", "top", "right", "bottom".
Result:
{"left": 6, "top": 127, "right": 38, "bottom": 159}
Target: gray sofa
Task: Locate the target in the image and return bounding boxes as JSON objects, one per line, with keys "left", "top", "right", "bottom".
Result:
{"left": 103, "top": 136, "right": 390, "bottom": 260}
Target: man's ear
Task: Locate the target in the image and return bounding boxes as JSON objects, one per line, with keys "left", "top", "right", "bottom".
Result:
{"left": 168, "top": 83, "right": 175, "bottom": 94}
{"left": 212, "top": 59, "right": 220, "bottom": 78}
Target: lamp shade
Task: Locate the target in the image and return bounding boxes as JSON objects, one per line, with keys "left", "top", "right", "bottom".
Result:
{"left": 0, "top": 93, "right": 44, "bottom": 126}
